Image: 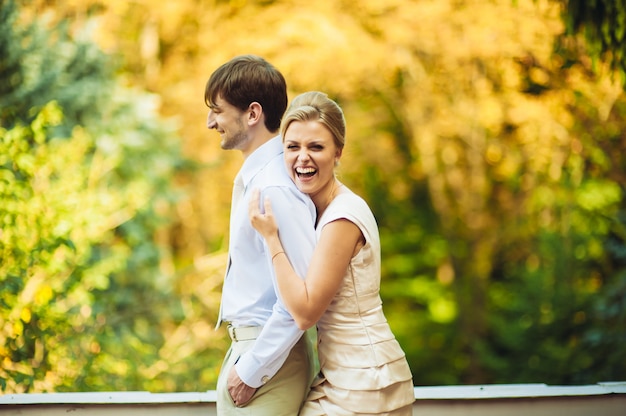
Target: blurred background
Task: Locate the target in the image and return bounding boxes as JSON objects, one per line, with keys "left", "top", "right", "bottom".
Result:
{"left": 1, "top": 0, "right": 625, "bottom": 393}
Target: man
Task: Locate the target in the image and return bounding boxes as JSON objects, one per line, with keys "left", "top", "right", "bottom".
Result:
{"left": 205, "top": 55, "right": 316, "bottom": 415}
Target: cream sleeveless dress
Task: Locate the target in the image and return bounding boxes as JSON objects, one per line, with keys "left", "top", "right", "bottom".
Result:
{"left": 300, "top": 192, "right": 415, "bottom": 416}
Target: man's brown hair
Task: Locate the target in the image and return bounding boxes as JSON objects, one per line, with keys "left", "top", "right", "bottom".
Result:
{"left": 205, "top": 55, "right": 288, "bottom": 132}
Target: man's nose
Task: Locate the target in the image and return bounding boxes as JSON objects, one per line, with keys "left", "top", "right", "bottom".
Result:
{"left": 206, "top": 111, "right": 216, "bottom": 129}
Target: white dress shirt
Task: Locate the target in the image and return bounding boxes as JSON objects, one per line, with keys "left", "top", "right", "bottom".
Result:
{"left": 219, "top": 136, "right": 316, "bottom": 388}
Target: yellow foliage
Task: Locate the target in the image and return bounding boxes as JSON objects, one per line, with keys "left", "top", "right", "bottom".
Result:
{"left": 17, "top": 0, "right": 625, "bottom": 390}
{"left": 23, "top": 0, "right": 585, "bottom": 253}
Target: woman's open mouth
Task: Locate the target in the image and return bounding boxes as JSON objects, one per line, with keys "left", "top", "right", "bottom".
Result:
{"left": 296, "top": 167, "right": 317, "bottom": 179}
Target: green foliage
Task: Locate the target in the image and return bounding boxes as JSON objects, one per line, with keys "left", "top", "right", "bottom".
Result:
{"left": 0, "top": 1, "right": 116, "bottom": 133}
{"left": 559, "top": 0, "right": 626, "bottom": 85}
{"left": 3, "top": 0, "right": 626, "bottom": 393}
{"left": 0, "top": 0, "right": 211, "bottom": 393}
{"left": 1, "top": 102, "right": 139, "bottom": 390}
{"left": 335, "top": 1, "right": 626, "bottom": 385}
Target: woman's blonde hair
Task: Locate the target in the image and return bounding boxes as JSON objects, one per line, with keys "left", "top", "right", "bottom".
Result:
{"left": 280, "top": 91, "right": 346, "bottom": 150}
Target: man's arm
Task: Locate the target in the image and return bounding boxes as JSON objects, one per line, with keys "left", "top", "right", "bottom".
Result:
{"left": 232, "top": 186, "right": 316, "bottom": 388}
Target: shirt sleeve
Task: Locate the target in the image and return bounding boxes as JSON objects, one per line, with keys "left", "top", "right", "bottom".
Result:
{"left": 235, "top": 185, "right": 316, "bottom": 388}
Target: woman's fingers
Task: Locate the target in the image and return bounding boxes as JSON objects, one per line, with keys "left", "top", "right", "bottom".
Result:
{"left": 263, "top": 196, "right": 272, "bottom": 217}
{"left": 248, "top": 188, "right": 278, "bottom": 238}
{"left": 248, "top": 188, "right": 276, "bottom": 227}
{"left": 249, "top": 188, "right": 260, "bottom": 217}
{"left": 249, "top": 189, "right": 272, "bottom": 218}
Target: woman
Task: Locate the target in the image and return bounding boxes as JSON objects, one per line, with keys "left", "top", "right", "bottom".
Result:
{"left": 249, "top": 91, "right": 414, "bottom": 415}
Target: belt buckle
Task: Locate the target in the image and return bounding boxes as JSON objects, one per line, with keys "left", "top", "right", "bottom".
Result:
{"left": 228, "top": 324, "right": 238, "bottom": 342}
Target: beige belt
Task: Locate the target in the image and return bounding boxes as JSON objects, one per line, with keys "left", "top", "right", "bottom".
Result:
{"left": 227, "top": 325, "right": 263, "bottom": 342}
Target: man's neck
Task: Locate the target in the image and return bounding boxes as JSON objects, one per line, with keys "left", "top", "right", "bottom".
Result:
{"left": 241, "top": 129, "right": 279, "bottom": 159}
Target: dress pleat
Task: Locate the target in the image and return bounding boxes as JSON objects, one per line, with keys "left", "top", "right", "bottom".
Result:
{"left": 300, "top": 193, "right": 415, "bottom": 416}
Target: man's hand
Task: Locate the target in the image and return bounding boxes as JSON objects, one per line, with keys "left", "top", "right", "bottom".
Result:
{"left": 227, "top": 365, "right": 258, "bottom": 407}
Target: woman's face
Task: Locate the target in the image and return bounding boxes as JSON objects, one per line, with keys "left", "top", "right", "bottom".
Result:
{"left": 283, "top": 120, "right": 341, "bottom": 206}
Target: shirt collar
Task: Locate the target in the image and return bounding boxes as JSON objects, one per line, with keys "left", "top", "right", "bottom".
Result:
{"left": 239, "top": 135, "right": 283, "bottom": 188}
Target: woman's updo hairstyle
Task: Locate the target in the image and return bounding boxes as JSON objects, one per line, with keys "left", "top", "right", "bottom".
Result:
{"left": 280, "top": 91, "right": 346, "bottom": 150}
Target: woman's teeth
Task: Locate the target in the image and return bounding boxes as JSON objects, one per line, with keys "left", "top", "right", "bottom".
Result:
{"left": 296, "top": 167, "right": 316, "bottom": 177}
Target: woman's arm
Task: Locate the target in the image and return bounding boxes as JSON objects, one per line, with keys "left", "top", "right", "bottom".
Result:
{"left": 249, "top": 189, "right": 363, "bottom": 329}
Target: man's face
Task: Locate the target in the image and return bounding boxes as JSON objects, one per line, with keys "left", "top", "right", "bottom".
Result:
{"left": 206, "top": 94, "right": 249, "bottom": 151}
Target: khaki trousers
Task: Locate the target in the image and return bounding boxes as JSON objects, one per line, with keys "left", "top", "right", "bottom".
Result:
{"left": 216, "top": 334, "right": 313, "bottom": 416}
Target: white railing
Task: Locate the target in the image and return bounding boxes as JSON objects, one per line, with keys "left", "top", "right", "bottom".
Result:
{"left": 1, "top": 382, "right": 625, "bottom": 415}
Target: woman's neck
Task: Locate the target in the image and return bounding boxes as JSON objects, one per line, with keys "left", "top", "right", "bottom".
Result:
{"left": 312, "top": 179, "right": 344, "bottom": 222}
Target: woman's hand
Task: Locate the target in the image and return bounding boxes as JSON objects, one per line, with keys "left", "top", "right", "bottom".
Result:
{"left": 249, "top": 188, "right": 278, "bottom": 240}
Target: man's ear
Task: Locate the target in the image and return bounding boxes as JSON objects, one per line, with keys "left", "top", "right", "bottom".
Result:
{"left": 247, "top": 102, "right": 263, "bottom": 125}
